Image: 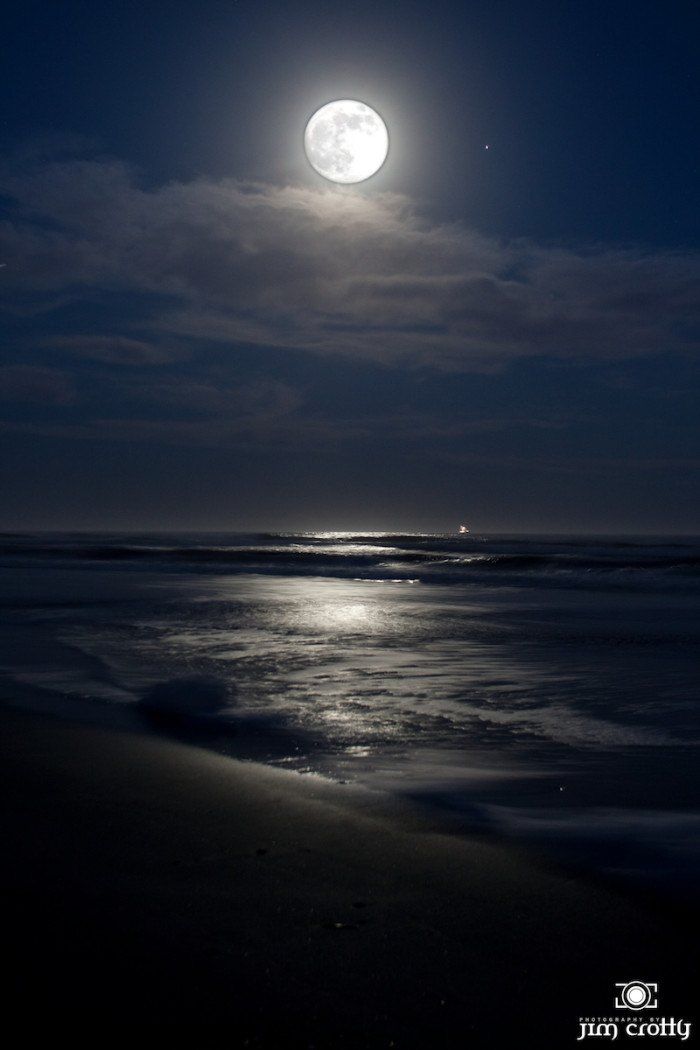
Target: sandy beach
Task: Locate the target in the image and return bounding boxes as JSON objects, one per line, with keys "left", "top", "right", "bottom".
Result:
{"left": 1, "top": 705, "right": 695, "bottom": 1044}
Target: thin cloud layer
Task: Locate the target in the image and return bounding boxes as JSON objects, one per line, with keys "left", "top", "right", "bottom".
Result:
{"left": 45, "top": 335, "right": 184, "bottom": 366}
{"left": 0, "top": 364, "right": 76, "bottom": 405}
{"left": 1, "top": 156, "right": 698, "bottom": 371}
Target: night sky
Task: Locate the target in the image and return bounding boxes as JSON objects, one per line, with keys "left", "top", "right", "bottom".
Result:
{"left": 1, "top": 0, "right": 698, "bottom": 532}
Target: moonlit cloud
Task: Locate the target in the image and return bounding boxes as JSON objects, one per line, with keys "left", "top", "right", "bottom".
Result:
{"left": 1, "top": 155, "right": 697, "bottom": 373}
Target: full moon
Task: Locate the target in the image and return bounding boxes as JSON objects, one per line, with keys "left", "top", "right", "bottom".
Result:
{"left": 304, "top": 100, "right": 389, "bottom": 184}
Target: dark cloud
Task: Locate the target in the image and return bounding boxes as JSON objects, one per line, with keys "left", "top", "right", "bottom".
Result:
{"left": 0, "top": 376, "right": 303, "bottom": 447}
{"left": 45, "top": 335, "right": 184, "bottom": 366}
{"left": 1, "top": 156, "right": 697, "bottom": 373}
{"left": 0, "top": 365, "right": 76, "bottom": 405}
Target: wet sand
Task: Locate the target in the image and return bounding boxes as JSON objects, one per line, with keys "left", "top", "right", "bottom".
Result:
{"left": 1, "top": 706, "right": 695, "bottom": 1044}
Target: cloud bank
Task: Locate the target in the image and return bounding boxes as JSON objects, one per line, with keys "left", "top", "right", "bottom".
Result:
{"left": 1, "top": 156, "right": 698, "bottom": 372}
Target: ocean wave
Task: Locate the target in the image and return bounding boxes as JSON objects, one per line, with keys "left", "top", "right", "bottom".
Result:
{"left": 1, "top": 534, "right": 698, "bottom": 582}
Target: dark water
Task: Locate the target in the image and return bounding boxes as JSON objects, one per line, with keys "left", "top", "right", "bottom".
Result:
{"left": 1, "top": 532, "right": 698, "bottom": 896}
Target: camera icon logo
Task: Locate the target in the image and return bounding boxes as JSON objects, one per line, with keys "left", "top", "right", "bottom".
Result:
{"left": 614, "top": 981, "right": 659, "bottom": 1010}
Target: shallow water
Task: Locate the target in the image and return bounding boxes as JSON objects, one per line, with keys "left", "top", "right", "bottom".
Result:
{"left": 1, "top": 531, "right": 698, "bottom": 895}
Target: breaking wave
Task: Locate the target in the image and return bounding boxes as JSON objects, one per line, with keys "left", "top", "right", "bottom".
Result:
{"left": 1, "top": 532, "right": 698, "bottom": 587}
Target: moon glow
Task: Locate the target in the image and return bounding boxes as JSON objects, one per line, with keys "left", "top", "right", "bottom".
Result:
{"left": 304, "top": 100, "right": 389, "bottom": 184}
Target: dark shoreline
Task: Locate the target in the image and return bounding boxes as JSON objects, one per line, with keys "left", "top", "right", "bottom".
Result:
{"left": 1, "top": 704, "right": 696, "bottom": 1043}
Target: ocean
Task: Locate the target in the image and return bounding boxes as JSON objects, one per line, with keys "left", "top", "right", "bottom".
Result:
{"left": 1, "top": 531, "right": 698, "bottom": 896}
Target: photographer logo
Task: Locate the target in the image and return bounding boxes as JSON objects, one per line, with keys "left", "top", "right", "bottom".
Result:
{"left": 615, "top": 982, "right": 658, "bottom": 1011}
{"left": 577, "top": 982, "right": 692, "bottom": 1042}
